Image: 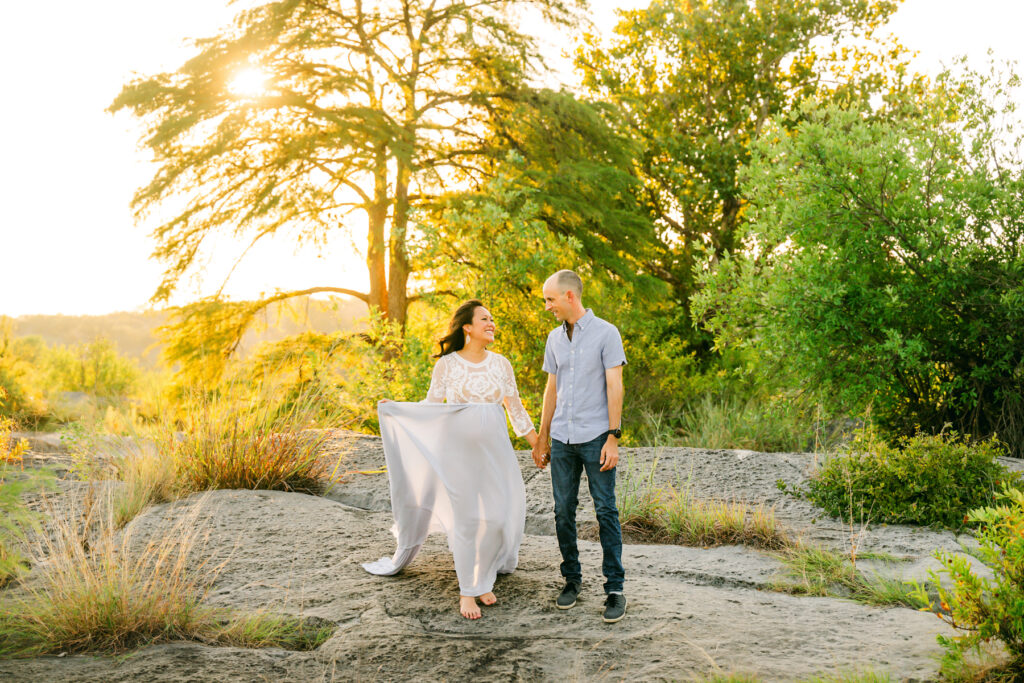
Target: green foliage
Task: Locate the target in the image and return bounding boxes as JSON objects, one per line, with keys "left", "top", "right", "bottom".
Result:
{"left": 624, "top": 345, "right": 842, "bottom": 452}
{"left": 674, "top": 392, "right": 834, "bottom": 453}
{"left": 786, "top": 431, "right": 1021, "bottom": 529}
{"left": 577, "top": 0, "right": 910, "bottom": 335}
{"left": 0, "top": 319, "right": 44, "bottom": 423}
{"left": 697, "top": 65, "right": 1024, "bottom": 454}
{"left": 0, "top": 471, "right": 41, "bottom": 587}
{"left": 43, "top": 338, "right": 139, "bottom": 399}
{"left": 914, "top": 487, "right": 1024, "bottom": 678}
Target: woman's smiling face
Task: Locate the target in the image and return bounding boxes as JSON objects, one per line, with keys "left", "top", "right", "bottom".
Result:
{"left": 463, "top": 306, "right": 496, "bottom": 345}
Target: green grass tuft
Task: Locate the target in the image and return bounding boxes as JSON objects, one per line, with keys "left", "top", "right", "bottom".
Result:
{"left": 772, "top": 543, "right": 927, "bottom": 608}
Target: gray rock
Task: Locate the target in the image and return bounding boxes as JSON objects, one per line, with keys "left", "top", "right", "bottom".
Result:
{"left": 2, "top": 431, "right": 998, "bottom": 681}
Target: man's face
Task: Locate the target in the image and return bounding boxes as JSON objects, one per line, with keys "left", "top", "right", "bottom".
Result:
{"left": 543, "top": 280, "right": 571, "bottom": 322}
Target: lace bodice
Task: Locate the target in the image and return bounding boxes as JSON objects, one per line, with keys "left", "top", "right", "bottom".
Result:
{"left": 424, "top": 351, "right": 535, "bottom": 437}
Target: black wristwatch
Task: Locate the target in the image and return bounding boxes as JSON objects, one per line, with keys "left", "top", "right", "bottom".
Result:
{"left": 607, "top": 427, "right": 622, "bottom": 439}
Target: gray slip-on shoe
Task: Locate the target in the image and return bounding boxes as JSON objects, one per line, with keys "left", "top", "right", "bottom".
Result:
{"left": 602, "top": 593, "right": 627, "bottom": 623}
{"left": 556, "top": 582, "right": 582, "bottom": 610}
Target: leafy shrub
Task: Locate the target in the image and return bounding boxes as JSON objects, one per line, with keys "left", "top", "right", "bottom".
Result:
{"left": 784, "top": 431, "right": 1020, "bottom": 529}
{"left": 43, "top": 338, "right": 140, "bottom": 399}
{"left": 0, "top": 324, "right": 45, "bottom": 423}
{"left": 695, "top": 67, "right": 1024, "bottom": 455}
{"left": 914, "top": 487, "right": 1024, "bottom": 678}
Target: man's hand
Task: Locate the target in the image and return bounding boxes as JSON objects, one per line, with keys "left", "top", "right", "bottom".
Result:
{"left": 532, "top": 433, "right": 551, "bottom": 470}
{"left": 599, "top": 436, "right": 619, "bottom": 472}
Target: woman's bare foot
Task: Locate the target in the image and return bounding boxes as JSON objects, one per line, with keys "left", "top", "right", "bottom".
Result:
{"left": 479, "top": 591, "right": 497, "bottom": 606}
{"left": 460, "top": 595, "right": 481, "bottom": 619}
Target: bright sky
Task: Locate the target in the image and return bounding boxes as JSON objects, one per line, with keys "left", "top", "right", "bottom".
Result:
{"left": 1, "top": 0, "right": 1022, "bottom": 317}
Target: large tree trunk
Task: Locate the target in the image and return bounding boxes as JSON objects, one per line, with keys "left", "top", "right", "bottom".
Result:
{"left": 367, "top": 144, "right": 390, "bottom": 315}
{"left": 388, "top": 159, "right": 411, "bottom": 331}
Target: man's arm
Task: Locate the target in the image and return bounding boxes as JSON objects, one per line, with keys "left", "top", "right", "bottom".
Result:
{"left": 532, "top": 373, "right": 558, "bottom": 469}
{"left": 600, "top": 364, "right": 624, "bottom": 472}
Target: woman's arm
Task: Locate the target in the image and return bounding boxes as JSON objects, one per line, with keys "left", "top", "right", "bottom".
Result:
{"left": 423, "top": 357, "right": 446, "bottom": 403}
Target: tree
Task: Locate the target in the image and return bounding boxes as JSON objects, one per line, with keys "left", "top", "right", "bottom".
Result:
{"left": 414, "top": 87, "right": 666, "bottom": 394}
{"left": 575, "top": 0, "right": 910, "bottom": 341}
{"left": 44, "top": 339, "right": 140, "bottom": 400}
{"left": 111, "top": 0, "right": 582, "bottom": 331}
{"left": 694, "top": 65, "right": 1024, "bottom": 454}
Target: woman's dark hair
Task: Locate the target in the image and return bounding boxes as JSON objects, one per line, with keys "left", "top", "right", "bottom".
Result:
{"left": 435, "top": 299, "right": 484, "bottom": 358}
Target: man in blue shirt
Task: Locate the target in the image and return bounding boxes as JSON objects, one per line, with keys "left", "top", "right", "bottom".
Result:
{"left": 532, "top": 269, "right": 627, "bottom": 623}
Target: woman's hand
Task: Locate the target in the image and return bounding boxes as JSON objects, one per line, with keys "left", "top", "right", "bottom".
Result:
{"left": 524, "top": 430, "right": 539, "bottom": 449}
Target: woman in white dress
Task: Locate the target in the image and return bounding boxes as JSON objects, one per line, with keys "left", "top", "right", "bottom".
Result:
{"left": 367, "top": 300, "right": 538, "bottom": 619}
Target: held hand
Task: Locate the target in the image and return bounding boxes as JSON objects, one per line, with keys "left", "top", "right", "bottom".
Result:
{"left": 531, "top": 436, "right": 550, "bottom": 470}
{"left": 524, "top": 430, "right": 539, "bottom": 449}
{"left": 599, "top": 438, "right": 619, "bottom": 472}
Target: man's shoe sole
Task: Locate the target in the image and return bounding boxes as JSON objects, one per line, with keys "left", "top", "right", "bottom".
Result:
{"left": 555, "top": 598, "right": 576, "bottom": 610}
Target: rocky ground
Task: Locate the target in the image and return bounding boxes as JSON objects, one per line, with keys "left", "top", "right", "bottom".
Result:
{"left": 2, "top": 431, "right": 1021, "bottom": 682}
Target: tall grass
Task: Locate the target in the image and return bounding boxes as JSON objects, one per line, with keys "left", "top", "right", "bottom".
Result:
{"left": 109, "top": 447, "right": 181, "bottom": 527}
{"left": 615, "top": 457, "right": 791, "bottom": 550}
{"left": 169, "top": 396, "right": 333, "bottom": 494}
{"left": 0, "top": 492, "right": 219, "bottom": 656}
{"left": 675, "top": 394, "right": 833, "bottom": 453}
{"left": 64, "top": 391, "right": 338, "bottom": 527}
{"left": 659, "top": 488, "right": 790, "bottom": 549}
{"left": 0, "top": 491, "right": 333, "bottom": 657}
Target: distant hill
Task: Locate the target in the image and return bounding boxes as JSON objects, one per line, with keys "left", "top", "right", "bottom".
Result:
{"left": 11, "top": 296, "right": 367, "bottom": 368}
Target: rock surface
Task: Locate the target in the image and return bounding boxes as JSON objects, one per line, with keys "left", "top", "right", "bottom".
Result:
{"left": 4, "top": 430, "right": 1021, "bottom": 682}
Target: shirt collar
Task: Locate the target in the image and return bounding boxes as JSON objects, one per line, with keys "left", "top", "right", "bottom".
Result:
{"left": 563, "top": 308, "right": 594, "bottom": 335}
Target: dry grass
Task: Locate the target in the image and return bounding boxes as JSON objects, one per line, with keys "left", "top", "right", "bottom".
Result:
{"left": 0, "top": 490, "right": 333, "bottom": 658}
{"left": 109, "top": 449, "right": 181, "bottom": 528}
{"left": 62, "top": 394, "right": 338, "bottom": 528}
{"left": 0, "top": 491, "right": 219, "bottom": 656}
{"left": 615, "top": 457, "right": 791, "bottom": 550}
{"left": 656, "top": 487, "right": 791, "bottom": 550}
{"left": 167, "top": 399, "right": 333, "bottom": 496}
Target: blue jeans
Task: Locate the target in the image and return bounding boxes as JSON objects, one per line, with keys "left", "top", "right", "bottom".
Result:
{"left": 550, "top": 434, "right": 624, "bottom": 594}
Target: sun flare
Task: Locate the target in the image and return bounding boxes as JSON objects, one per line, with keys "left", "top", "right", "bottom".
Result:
{"left": 228, "top": 67, "right": 269, "bottom": 97}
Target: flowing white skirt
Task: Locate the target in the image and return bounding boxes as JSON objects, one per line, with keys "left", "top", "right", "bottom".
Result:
{"left": 362, "top": 401, "right": 526, "bottom": 596}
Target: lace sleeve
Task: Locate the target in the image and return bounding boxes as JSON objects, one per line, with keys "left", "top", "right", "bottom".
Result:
{"left": 498, "top": 356, "right": 535, "bottom": 437}
{"left": 423, "top": 357, "right": 446, "bottom": 403}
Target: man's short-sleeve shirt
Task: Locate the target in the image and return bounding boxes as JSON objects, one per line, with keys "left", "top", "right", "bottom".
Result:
{"left": 542, "top": 309, "right": 627, "bottom": 445}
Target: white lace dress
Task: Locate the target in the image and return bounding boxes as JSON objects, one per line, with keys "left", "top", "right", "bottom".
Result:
{"left": 362, "top": 351, "right": 533, "bottom": 596}
{"left": 424, "top": 351, "right": 535, "bottom": 436}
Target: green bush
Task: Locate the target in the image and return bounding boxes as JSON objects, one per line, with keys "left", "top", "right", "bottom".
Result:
{"left": 785, "top": 431, "right": 1021, "bottom": 529}
{"left": 695, "top": 67, "right": 1024, "bottom": 455}
{"left": 914, "top": 487, "right": 1024, "bottom": 678}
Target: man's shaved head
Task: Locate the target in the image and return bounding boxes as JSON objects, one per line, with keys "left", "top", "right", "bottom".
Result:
{"left": 547, "top": 269, "right": 582, "bottom": 297}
